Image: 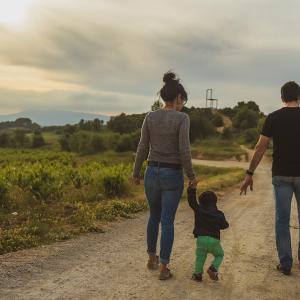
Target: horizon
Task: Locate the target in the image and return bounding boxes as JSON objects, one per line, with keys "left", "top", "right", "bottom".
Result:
{"left": 0, "top": 1, "right": 299, "bottom": 116}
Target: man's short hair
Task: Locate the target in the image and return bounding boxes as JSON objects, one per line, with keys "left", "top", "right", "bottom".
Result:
{"left": 281, "top": 81, "right": 300, "bottom": 102}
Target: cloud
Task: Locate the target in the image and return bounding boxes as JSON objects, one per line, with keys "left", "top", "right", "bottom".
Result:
{"left": 0, "top": 0, "right": 299, "bottom": 114}
{"left": 0, "top": 88, "right": 154, "bottom": 115}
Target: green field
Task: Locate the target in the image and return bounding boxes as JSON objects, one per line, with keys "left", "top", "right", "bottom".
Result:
{"left": 191, "top": 138, "right": 248, "bottom": 161}
{"left": 0, "top": 149, "right": 244, "bottom": 255}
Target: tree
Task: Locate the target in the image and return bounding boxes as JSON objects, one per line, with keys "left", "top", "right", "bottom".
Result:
{"left": 92, "top": 118, "right": 102, "bottom": 131}
{"left": 63, "top": 124, "right": 77, "bottom": 135}
{"left": 15, "top": 118, "right": 32, "bottom": 128}
{"left": 151, "top": 100, "right": 163, "bottom": 111}
{"left": 212, "top": 113, "right": 224, "bottom": 127}
{"left": 188, "top": 108, "right": 216, "bottom": 142}
{"left": 78, "top": 119, "right": 85, "bottom": 130}
{"left": 59, "top": 135, "right": 71, "bottom": 151}
{"left": 32, "top": 130, "right": 45, "bottom": 148}
{"left": 233, "top": 107, "right": 259, "bottom": 130}
{"left": 12, "top": 129, "right": 29, "bottom": 147}
{"left": 107, "top": 113, "right": 146, "bottom": 134}
{"left": 243, "top": 128, "right": 259, "bottom": 144}
{"left": 222, "top": 127, "right": 233, "bottom": 140}
{"left": 0, "top": 132, "right": 9, "bottom": 147}
{"left": 91, "top": 134, "right": 106, "bottom": 152}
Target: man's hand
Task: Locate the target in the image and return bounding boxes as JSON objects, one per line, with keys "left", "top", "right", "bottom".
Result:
{"left": 132, "top": 176, "right": 140, "bottom": 185}
{"left": 240, "top": 175, "right": 253, "bottom": 195}
{"left": 188, "top": 178, "right": 198, "bottom": 189}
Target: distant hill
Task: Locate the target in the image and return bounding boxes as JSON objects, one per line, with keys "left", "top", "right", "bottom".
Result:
{"left": 0, "top": 109, "right": 110, "bottom": 126}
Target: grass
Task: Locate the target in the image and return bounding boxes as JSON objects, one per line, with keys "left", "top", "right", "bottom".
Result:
{"left": 191, "top": 138, "right": 248, "bottom": 161}
{"left": 0, "top": 150, "right": 244, "bottom": 255}
{"left": 77, "top": 150, "right": 135, "bottom": 166}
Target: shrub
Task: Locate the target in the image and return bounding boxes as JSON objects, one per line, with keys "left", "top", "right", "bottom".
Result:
{"left": 95, "top": 199, "right": 147, "bottom": 221}
{"left": 0, "top": 229, "right": 39, "bottom": 255}
{"left": 91, "top": 134, "right": 106, "bottom": 152}
{"left": 70, "top": 203, "right": 97, "bottom": 231}
{"left": 243, "top": 128, "right": 259, "bottom": 144}
{"left": 233, "top": 107, "right": 259, "bottom": 130}
{"left": 103, "top": 175, "right": 128, "bottom": 198}
{"left": 15, "top": 163, "right": 65, "bottom": 202}
{"left": 60, "top": 132, "right": 106, "bottom": 154}
{"left": 0, "top": 174, "right": 8, "bottom": 209}
{"left": 11, "top": 129, "right": 30, "bottom": 148}
{"left": 32, "top": 131, "right": 46, "bottom": 148}
{"left": 0, "top": 132, "right": 9, "bottom": 147}
{"left": 222, "top": 127, "right": 233, "bottom": 140}
{"left": 212, "top": 113, "right": 224, "bottom": 127}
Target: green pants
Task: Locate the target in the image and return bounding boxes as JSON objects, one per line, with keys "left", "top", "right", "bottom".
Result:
{"left": 195, "top": 236, "right": 224, "bottom": 274}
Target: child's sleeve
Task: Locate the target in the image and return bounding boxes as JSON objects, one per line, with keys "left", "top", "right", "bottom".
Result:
{"left": 219, "top": 211, "right": 229, "bottom": 230}
{"left": 187, "top": 187, "right": 199, "bottom": 211}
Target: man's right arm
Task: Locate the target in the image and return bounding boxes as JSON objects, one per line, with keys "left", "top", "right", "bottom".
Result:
{"left": 240, "top": 135, "right": 270, "bottom": 195}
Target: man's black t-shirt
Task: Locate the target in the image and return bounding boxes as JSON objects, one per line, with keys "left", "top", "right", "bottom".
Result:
{"left": 261, "top": 107, "right": 300, "bottom": 177}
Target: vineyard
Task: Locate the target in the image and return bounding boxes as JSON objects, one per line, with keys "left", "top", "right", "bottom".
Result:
{"left": 0, "top": 149, "right": 244, "bottom": 255}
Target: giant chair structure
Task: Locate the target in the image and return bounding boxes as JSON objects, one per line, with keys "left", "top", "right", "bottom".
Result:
{"left": 205, "top": 89, "right": 218, "bottom": 109}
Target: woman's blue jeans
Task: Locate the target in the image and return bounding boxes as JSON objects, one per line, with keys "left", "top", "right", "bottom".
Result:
{"left": 272, "top": 176, "right": 300, "bottom": 270}
{"left": 144, "top": 166, "right": 184, "bottom": 264}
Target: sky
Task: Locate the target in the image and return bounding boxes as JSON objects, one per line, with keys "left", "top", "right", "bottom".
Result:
{"left": 0, "top": 0, "right": 299, "bottom": 116}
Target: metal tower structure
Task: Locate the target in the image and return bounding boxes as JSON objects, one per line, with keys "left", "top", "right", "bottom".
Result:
{"left": 205, "top": 89, "right": 218, "bottom": 109}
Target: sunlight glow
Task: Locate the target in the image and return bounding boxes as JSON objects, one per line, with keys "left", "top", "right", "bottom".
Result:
{"left": 0, "top": 0, "right": 36, "bottom": 27}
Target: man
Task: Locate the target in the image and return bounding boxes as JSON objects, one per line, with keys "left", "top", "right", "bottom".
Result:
{"left": 240, "top": 81, "right": 300, "bottom": 275}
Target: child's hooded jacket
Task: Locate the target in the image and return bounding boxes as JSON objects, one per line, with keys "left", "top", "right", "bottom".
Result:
{"left": 187, "top": 188, "right": 229, "bottom": 239}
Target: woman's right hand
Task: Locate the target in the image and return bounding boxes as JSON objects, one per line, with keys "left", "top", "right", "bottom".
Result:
{"left": 188, "top": 178, "right": 198, "bottom": 188}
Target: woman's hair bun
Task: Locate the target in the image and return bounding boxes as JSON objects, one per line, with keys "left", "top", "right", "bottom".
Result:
{"left": 163, "top": 71, "right": 177, "bottom": 84}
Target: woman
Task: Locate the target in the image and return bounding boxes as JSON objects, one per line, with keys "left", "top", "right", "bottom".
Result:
{"left": 133, "top": 71, "right": 197, "bottom": 280}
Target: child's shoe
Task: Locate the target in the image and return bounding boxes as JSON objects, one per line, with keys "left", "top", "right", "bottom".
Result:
{"left": 207, "top": 266, "right": 219, "bottom": 281}
{"left": 192, "top": 273, "right": 203, "bottom": 282}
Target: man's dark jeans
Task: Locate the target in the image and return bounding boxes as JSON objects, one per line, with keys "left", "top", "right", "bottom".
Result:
{"left": 272, "top": 176, "right": 300, "bottom": 270}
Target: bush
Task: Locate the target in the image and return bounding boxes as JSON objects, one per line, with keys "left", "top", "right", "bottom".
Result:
{"left": 70, "top": 203, "right": 97, "bottom": 231}
{"left": 103, "top": 175, "right": 128, "bottom": 198}
{"left": 11, "top": 129, "right": 30, "bottom": 148}
{"left": 0, "top": 175, "right": 8, "bottom": 208}
{"left": 32, "top": 131, "right": 45, "bottom": 148}
{"left": 59, "top": 132, "right": 106, "bottom": 154}
{"left": 0, "top": 229, "right": 38, "bottom": 255}
{"left": 222, "top": 127, "right": 233, "bottom": 140}
{"left": 212, "top": 113, "right": 224, "bottom": 127}
{"left": 116, "top": 134, "right": 134, "bottom": 152}
{"left": 0, "top": 132, "right": 9, "bottom": 147}
{"left": 189, "top": 109, "right": 216, "bottom": 142}
{"left": 91, "top": 134, "right": 106, "bottom": 152}
{"left": 95, "top": 199, "right": 147, "bottom": 221}
{"left": 59, "top": 135, "right": 71, "bottom": 151}
{"left": 243, "top": 128, "right": 259, "bottom": 144}
{"left": 233, "top": 107, "right": 259, "bottom": 130}
{"left": 107, "top": 113, "right": 146, "bottom": 134}
{"left": 15, "top": 163, "right": 65, "bottom": 202}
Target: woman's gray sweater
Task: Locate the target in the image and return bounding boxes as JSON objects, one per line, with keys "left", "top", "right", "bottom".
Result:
{"left": 133, "top": 109, "right": 195, "bottom": 180}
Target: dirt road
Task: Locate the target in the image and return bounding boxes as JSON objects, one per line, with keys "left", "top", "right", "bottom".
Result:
{"left": 1, "top": 156, "right": 300, "bottom": 300}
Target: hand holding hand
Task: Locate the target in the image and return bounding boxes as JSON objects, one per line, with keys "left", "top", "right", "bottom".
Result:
{"left": 188, "top": 178, "right": 198, "bottom": 189}
{"left": 240, "top": 175, "right": 253, "bottom": 195}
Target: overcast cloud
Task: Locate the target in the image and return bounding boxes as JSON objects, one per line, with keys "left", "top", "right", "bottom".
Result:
{"left": 0, "top": 0, "right": 299, "bottom": 115}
